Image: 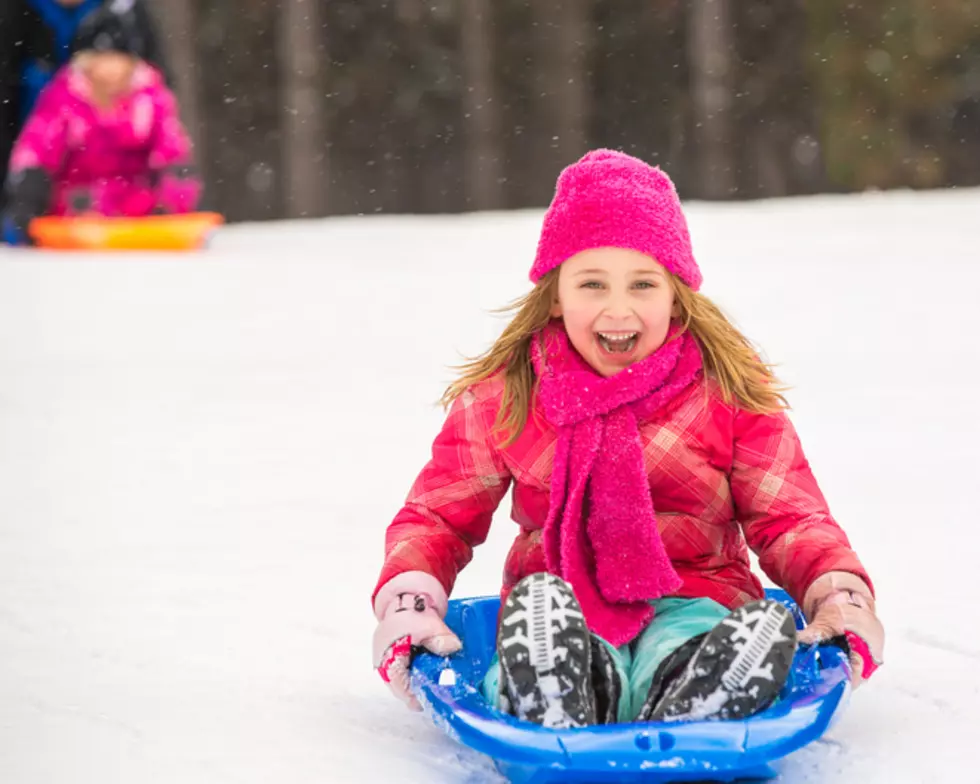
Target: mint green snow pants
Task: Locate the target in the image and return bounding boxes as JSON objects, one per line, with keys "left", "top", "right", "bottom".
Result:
{"left": 482, "top": 597, "right": 729, "bottom": 723}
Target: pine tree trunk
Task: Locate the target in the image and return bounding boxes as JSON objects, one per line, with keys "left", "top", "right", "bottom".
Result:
{"left": 460, "top": 0, "right": 503, "bottom": 211}
{"left": 150, "top": 0, "right": 205, "bottom": 183}
{"left": 688, "top": 0, "right": 735, "bottom": 198}
{"left": 528, "top": 0, "right": 590, "bottom": 203}
{"left": 280, "top": 0, "right": 327, "bottom": 217}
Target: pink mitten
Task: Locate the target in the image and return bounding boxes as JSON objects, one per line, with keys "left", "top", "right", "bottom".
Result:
{"left": 798, "top": 571, "right": 884, "bottom": 686}
{"left": 154, "top": 165, "right": 202, "bottom": 214}
{"left": 372, "top": 571, "right": 462, "bottom": 711}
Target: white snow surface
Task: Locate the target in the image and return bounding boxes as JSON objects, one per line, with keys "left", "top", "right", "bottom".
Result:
{"left": 1, "top": 188, "right": 979, "bottom": 783}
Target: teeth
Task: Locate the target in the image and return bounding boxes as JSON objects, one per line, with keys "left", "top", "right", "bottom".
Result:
{"left": 598, "top": 332, "right": 637, "bottom": 341}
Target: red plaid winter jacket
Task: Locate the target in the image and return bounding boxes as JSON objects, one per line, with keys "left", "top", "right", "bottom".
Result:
{"left": 373, "top": 373, "right": 870, "bottom": 614}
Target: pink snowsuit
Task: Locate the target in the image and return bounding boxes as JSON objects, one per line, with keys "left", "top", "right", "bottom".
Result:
{"left": 8, "top": 61, "right": 200, "bottom": 217}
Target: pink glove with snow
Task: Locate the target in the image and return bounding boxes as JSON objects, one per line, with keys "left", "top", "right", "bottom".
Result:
{"left": 372, "top": 571, "right": 462, "bottom": 711}
{"left": 798, "top": 571, "right": 884, "bottom": 686}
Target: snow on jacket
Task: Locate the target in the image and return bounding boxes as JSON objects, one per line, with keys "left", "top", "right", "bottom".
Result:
{"left": 374, "top": 372, "right": 871, "bottom": 620}
{"left": 8, "top": 61, "right": 199, "bottom": 217}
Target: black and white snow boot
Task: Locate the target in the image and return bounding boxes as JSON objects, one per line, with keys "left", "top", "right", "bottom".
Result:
{"left": 590, "top": 635, "right": 623, "bottom": 725}
{"left": 640, "top": 598, "right": 797, "bottom": 723}
{"left": 497, "top": 572, "right": 597, "bottom": 728}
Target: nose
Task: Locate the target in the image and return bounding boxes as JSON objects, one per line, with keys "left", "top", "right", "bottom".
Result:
{"left": 602, "top": 287, "right": 633, "bottom": 320}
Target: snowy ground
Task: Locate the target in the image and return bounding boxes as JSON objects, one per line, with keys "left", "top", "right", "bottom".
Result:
{"left": 1, "top": 188, "right": 978, "bottom": 783}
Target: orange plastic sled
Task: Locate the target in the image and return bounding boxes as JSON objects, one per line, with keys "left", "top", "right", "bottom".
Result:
{"left": 29, "top": 212, "right": 224, "bottom": 251}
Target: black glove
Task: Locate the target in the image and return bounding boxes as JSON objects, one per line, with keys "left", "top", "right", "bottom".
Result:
{"left": 66, "top": 188, "right": 94, "bottom": 215}
{"left": 2, "top": 167, "right": 52, "bottom": 245}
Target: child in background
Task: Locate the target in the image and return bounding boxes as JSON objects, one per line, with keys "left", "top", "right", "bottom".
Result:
{"left": 0, "top": 0, "right": 172, "bottom": 205}
{"left": 2, "top": 4, "right": 199, "bottom": 245}
{"left": 371, "top": 150, "right": 884, "bottom": 727}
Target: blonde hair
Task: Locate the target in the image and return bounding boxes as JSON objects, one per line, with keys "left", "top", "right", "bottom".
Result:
{"left": 442, "top": 270, "right": 788, "bottom": 445}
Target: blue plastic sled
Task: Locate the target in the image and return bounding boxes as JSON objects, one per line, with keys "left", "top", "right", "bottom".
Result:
{"left": 411, "top": 589, "right": 851, "bottom": 783}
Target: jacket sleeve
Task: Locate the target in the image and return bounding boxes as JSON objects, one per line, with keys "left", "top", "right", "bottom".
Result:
{"left": 730, "top": 407, "right": 872, "bottom": 606}
{"left": 372, "top": 386, "right": 513, "bottom": 604}
{"left": 7, "top": 77, "right": 69, "bottom": 178}
{"left": 148, "top": 85, "right": 201, "bottom": 213}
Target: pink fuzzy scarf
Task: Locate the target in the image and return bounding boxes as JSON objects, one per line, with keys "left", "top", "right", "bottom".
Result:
{"left": 531, "top": 322, "right": 703, "bottom": 645}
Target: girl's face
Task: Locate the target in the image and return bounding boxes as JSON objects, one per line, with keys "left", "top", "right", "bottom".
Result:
{"left": 84, "top": 51, "right": 137, "bottom": 97}
{"left": 552, "top": 248, "right": 678, "bottom": 377}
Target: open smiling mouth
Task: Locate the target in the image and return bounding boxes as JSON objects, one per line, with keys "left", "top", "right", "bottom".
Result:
{"left": 596, "top": 331, "right": 638, "bottom": 354}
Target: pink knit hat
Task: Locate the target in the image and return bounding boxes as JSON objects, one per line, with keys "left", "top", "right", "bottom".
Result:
{"left": 529, "top": 149, "right": 702, "bottom": 291}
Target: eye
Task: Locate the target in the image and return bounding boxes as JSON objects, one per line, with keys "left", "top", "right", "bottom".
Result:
{"left": 579, "top": 280, "right": 604, "bottom": 290}
{"left": 632, "top": 280, "right": 658, "bottom": 290}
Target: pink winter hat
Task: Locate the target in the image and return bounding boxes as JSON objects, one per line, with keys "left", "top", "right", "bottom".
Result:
{"left": 529, "top": 149, "right": 702, "bottom": 291}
